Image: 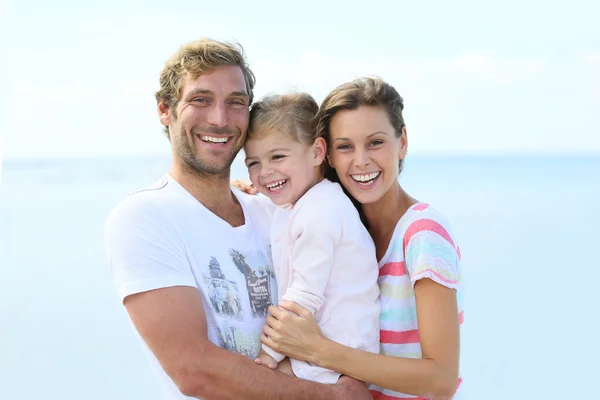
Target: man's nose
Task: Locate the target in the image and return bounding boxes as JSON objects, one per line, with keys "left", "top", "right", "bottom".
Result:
{"left": 207, "top": 103, "right": 228, "bottom": 128}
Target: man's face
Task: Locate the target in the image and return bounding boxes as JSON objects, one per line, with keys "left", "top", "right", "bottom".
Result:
{"left": 159, "top": 65, "right": 250, "bottom": 176}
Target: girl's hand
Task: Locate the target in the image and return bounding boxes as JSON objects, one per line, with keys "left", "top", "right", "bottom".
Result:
{"left": 231, "top": 179, "right": 257, "bottom": 195}
{"left": 260, "top": 301, "right": 326, "bottom": 364}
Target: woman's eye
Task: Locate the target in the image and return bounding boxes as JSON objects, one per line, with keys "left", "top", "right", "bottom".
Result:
{"left": 370, "top": 140, "right": 384, "bottom": 146}
{"left": 336, "top": 144, "right": 351, "bottom": 150}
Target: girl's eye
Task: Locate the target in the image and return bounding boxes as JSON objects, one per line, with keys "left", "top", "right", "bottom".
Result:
{"left": 246, "top": 161, "right": 258, "bottom": 168}
{"left": 272, "top": 154, "right": 286, "bottom": 160}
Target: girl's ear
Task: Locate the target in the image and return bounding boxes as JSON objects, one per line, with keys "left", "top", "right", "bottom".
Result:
{"left": 313, "top": 137, "right": 327, "bottom": 166}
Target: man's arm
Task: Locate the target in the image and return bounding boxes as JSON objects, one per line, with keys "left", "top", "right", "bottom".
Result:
{"left": 125, "top": 286, "right": 371, "bottom": 400}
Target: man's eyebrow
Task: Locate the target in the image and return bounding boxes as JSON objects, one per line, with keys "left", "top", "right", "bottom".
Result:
{"left": 229, "top": 91, "right": 249, "bottom": 98}
{"left": 187, "top": 89, "right": 213, "bottom": 96}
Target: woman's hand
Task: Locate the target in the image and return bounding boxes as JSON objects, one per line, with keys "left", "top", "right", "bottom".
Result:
{"left": 261, "top": 301, "right": 327, "bottom": 364}
{"left": 231, "top": 179, "right": 257, "bottom": 195}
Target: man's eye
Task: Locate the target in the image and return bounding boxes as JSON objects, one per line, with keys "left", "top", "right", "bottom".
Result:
{"left": 193, "top": 98, "right": 209, "bottom": 103}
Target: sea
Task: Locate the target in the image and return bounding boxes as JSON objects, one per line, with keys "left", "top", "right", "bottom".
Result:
{"left": 1, "top": 154, "right": 599, "bottom": 399}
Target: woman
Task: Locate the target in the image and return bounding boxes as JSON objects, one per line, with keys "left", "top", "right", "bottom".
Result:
{"left": 260, "top": 77, "right": 463, "bottom": 399}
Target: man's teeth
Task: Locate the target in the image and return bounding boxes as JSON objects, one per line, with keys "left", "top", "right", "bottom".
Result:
{"left": 351, "top": 172, "right": 380, "bottom": 182}
{"left": 201, "top": 135, "right": 228, "bottom": 143}
{"left": 266, "top": 180, "right": 286, "bottom": 191}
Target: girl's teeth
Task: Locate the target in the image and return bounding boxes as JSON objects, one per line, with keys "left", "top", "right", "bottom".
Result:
{"left": 266, "top": 180, "right": 286, "bottom": 191}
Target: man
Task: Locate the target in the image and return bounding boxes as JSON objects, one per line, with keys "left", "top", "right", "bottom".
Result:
{"left": 104, "top": 38, "right": 371, "bottom": 400}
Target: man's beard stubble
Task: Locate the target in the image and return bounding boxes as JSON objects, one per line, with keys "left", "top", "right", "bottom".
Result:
{"left": 174, "top": 125, "right": 244, "bottom": 179}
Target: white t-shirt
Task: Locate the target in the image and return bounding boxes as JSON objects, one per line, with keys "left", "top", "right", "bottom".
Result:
{"left": 105, "top": 174, "right": 278, "bottom": 399}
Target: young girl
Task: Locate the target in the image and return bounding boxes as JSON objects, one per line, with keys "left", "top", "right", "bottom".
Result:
{"left": 243, "top": 92, "right": 381, "bottom": 384}
{"left": 260, "top": 78, "right": 464, "bottom": 399}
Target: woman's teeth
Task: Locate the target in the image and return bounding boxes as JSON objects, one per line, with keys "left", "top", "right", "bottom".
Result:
{"left": 351, "top": 172, "right": 380, "bottom": 186}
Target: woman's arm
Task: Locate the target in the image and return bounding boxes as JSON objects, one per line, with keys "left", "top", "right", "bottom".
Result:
{"left": 263, "top": 278, "right": 460, "bottom": 399}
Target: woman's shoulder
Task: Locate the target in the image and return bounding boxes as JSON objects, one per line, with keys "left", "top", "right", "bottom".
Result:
{"left": 398, "top": 202, "right": 454, "bottom": 231}
{"left": 391, "top": 202, "right": 458, "bottom": 250}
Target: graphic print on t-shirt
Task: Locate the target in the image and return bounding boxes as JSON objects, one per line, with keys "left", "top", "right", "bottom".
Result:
{"left": 217, "top": 321, "right": 261, "bottom": 357}
{"left": 202, "top": 256, "right": 243, "bottom": 319}
{"left": 229, "top": 248, "right": 275, "bottom": 318}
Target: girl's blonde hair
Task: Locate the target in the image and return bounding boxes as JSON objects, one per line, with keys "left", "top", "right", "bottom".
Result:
{"left": 248, "top": 92, "right": 319, "bottom": 145}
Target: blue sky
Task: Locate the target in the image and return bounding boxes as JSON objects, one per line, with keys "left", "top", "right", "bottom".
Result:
{"left": 2, "top": 0, "right": 599, "bottom": 160}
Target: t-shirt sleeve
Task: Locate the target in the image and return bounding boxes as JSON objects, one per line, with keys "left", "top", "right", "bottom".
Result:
{"left": 280, "top": 200, "right": 341, "bottom": 315}
{"left": 105, "top": 197, "right": 197, "bottom": 303}
{"left": 403, "top": 214, "right": 460, "bottom": 290}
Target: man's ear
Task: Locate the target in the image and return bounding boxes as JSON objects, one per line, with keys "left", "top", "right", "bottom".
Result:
{"left": 158, "top": 101, "right": 173, "bottom": 127}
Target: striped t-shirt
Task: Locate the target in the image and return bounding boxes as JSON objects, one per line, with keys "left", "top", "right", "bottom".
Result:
{"left": 369, "top": 203, "right": 464, "bottom": 400}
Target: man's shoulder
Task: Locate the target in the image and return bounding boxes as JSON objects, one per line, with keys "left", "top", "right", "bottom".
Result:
{"left": 106, "top": 175, "right": 174, "bottom": 227}
{"left": 234, "top": 188, "right": 276, "bottom": 219}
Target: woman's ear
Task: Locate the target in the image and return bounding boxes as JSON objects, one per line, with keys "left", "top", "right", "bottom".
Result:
{"left": 398, "top": 126, "right": 408, "bottom": 160}
{"left": 313, "top": 137, "right": 327, "bottom": 166}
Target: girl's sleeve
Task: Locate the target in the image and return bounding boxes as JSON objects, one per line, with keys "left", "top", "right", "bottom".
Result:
{"left": 403, "top": 214, "right": 460, "bottom": 289}
{"left": 280, "top": 200, "right": 341, "bottom": 315}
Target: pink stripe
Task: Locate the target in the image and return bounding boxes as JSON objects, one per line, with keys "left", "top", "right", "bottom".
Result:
{"left": 412, "top": 269, "right": 458, "bottom": 285}
{"left": 370, "top": 390, "right": 427, "bottom": 400}
{"left": 379, "top": 261, "right": 407, "bottom": 277}
{"left": 380, "top": 329, "right": 420, "bottom": 344}
{"left": 412, "top": 203, "right": 429, "bottom": 211}
{"left": 457, "top": 246, "right": 462, "bottom": 260}
{"left": 459, "top": 311, "right": 465, "bottom": 324}
{"left": 369, "top": 377, "right": 462, "bottom": 399}
{"left": 403, "top": 218, "right": 456, "bottom": 250}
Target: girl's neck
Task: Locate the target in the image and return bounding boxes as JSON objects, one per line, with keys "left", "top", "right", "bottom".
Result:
{"left": 363, "top": 182, "right": 418, "bottom": 259}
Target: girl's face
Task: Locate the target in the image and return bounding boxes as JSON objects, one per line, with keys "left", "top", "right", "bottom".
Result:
{"left": 244, "top": 132, "right": 326, "bottom": 206}
{"left": 328, "top": 106, "right": 407, "bottom": 205}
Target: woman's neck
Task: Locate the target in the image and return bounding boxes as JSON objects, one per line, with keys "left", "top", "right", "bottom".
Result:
{"left": 363, "top": 182, "right": 418, "bottom": 259}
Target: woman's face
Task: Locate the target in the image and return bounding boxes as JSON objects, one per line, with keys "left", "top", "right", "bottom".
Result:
{"left": 328, "top": 106, "right": 406, "bottom": 205}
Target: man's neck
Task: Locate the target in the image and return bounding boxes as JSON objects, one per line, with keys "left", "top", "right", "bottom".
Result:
{"left": 169, "top": 159, "right": 245, "bottom": 227}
